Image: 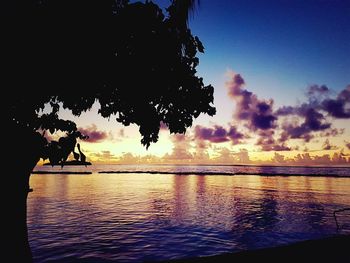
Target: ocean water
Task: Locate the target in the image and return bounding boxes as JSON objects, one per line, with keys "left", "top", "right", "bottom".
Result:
{"left": 29, "top": 164, "right": 350, "bottom": 262}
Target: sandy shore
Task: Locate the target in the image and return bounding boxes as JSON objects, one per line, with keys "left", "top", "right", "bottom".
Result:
{"left": 164, "top": 235, "right": 350, "bottom": 262}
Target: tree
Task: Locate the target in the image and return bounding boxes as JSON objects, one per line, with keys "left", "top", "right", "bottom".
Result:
{"left": 4, "top": 1, "right": 215, "bottom": 261}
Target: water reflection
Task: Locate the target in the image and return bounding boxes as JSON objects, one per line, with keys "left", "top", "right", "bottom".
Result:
{"left": 28, "top": 173, "right": 350, "bottom": 262}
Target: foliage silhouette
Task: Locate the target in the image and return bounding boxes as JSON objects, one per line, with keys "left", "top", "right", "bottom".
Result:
{"left": 4, "top": 0, "right": 215, "bottom": 262}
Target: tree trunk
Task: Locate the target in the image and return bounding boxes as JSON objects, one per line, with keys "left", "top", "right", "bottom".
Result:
{"left": 8, "top": 170, "right": 33, "bottom": 262}
{"left": 5, "top": 130, "right": 42, "bottom": 262}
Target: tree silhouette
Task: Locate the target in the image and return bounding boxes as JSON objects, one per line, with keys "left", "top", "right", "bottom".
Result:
{"left": 4, "top": 1, "right": 215, "bottom": 261}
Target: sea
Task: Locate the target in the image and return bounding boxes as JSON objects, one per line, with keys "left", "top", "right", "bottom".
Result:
{"left": 29, "top": 164, "right": 350, "bottom": 262}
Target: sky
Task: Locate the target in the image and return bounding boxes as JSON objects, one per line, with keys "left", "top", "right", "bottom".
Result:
{"left": 47, "top": 0, "right": 350, "bottom": 166}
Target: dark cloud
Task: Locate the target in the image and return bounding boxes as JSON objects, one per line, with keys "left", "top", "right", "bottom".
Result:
{"left": 345, "top": 141, "right": 350, "bottom": 150}
{"left": 226, "top": 73, "right": 277, "bottom": 131}
{"left": 227, "top": 73, "right": 246, "bottom": 98}
{"left": 322, "top": 86, "right": 350, "bottom": 118}
{"left": 277, "top": 96, "right": 332, "bottom": 142}
{"left": 304, "top": 108, "right": 331, "bottom": 131}
{"left": 279, "top": 108, "right": 331, "bottom": 142}
{"left": 227, "top": 74, "right": 254, "bottom": 120}
{"left": 224, "top": 73, "right": 349, "bottom": 150}
{"left": 275, "top": 106, "right": 296, "bottom": 116}
{"left": 78, "top": 124, "right": 108, "bottom": 143}
{"left": 322, "top": 99, "right": 349, "bottom": 118}
{"left": 227, "top": 126, "right": 246, "bottom": 144}
{"left": 282, "top": 127, "right": 311, "bottom": 142}
{"left": 280, "top": 124, "right": 314, "bottom": 142}
{"left": 322, "top": 139, "right": 338, "bottom": 150}
{"left": 306, "top": 84, "right": 330, "bottom": 97}
{"left": 251, "top": 112, "right": 277, "bottom": 130}
{"left": 280, "top": 85, "right": 349, "bottom": 120}
{"left": 194, "top": 125, "right": 245, "bottom": 144}
{"left": 319, "top": 128, "right": 344, "bottom": 137}
{"left": 226, "top": 72, "right": 329, "bottom": 149}
{"left": 256, "top": 130, "right": 291, "bottom": 151}
{"left": 194, "top": 125, "right": 228, "bottom": 143}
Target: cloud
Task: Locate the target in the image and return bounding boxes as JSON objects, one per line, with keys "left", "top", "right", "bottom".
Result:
{"left": 330, "top": 152, "right": 349, "bottom": 164}
{"left": 194, "top": 125, "right": 229, "bottom": 143}
{"left": 212, "top": 147, "right": 251, "bottom": 164}
{"left": 226, "top": 72, "right": 277, "bottom": 131}
{"left": 230, "top": 150, "right": 349, "bottom": 165}
{"left": 277, "top": 85, "right": 349, "bottom": 120}
{"left": 225, "top": 71, "right": 286, "bottom": 151}
{"left": 275, "top": 86, "right": 350, "bottom": 142}
{"left": 322, "top": 85, "right": 350, "bottom": 118}
{"left": 118, "top": 129, "right": 125, "bottom": 137}
{"left": 109, "top": 128, "right": 127, "bottom": 142}
{"left": 86, "top": 147, "right": 349, "bottom": 166}
{"left": 322, "top": 139, "right": 338, "bottom": 150}
{"left": 227, "top": 73, "right": 246, "bottom": 98}
{"left": 276, "top": 85, "right": 350, "bottom": 141}
{"left": 275, "top": 106, "right": 295, "bottom": 116}
{"left": 213, "top": 147, "right": 234, "bottom": 163}
{"left": 279, "top": 108, "right": 331, "bottom": 142}
{"left": 256, "top": 130, "right": 291, "bottom": 151}
{"left": 89, "top": 150, "right": 119, "bottom": 163}
{"left": 164, "top": 134, "right": 193, "bottom": 161}
{"left": 272, "top": 151, "right": 349, "bottom": 166}
{"left": 96, "top": 150, "right": 116, "bottom": 159}
{"left": 234, "top": 148, "right": 251, "bottom": 163}
{"left": 78, "top": 124, "right": 108, "bottom": 143}
{"left": 272, "top": 152, "right": 286, "bottom": 163}
{"left": 319, "top": 128, "right": 344, "bottom": 137}
{"left": 194, "top": 125, "right": 245, "bottom": 144}
{"left": 306, "top": 84, "right": 330, "bottom": 97}
{"left": 117, "top": 152, "right": 142, "bottom": 164}
{"left": 345, "top": 141, "right": 350, "bottom": 150}
{"left": 276, "top": 85, "right": 350, "bottom": 142}
{"left": 224, "top": 72, "right": 348, "bottom": 151}
{"left": 301, "top": 108, "right": 331, "bottom": 131}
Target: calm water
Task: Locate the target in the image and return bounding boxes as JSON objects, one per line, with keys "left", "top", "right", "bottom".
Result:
{"left": 29, "top": 165, "right": 350, "bottom": 262}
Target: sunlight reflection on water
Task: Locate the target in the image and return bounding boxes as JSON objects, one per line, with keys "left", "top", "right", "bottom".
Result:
{"left": 28, "top": 165, "right": 350, "bottom": 262}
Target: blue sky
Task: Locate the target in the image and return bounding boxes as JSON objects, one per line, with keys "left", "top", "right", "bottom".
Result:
{"left": 177, "top": 0, "right": 350, "bottom": 128}
{"left": 189, "top": 0, "right": 349, "bottom": 99}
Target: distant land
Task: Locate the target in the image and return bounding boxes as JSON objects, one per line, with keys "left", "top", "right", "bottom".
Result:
{"left": 43, "top": 160, "right": 92, "bottom": 166}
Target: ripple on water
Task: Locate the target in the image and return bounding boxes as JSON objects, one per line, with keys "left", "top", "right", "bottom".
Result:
{"left": 28, "top": 171, "right": 350, "bottom": 262}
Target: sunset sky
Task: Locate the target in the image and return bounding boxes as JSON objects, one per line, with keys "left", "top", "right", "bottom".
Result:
{"left": 47, "top": 0, "right": 349, "bottom": 165}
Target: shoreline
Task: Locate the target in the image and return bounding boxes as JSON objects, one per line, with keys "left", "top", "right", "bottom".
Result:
{"left": 36, "top": 163, "right": 350, "bottom": 168}
{"left": 32, "top": 171, "right": 92, "bottom": 174}
{"left": 164, "top": 235, "right": 350, "bottom": 262}
{"left": 31, "top": 170, "right": 350, "bottom": 177}
{"left": 98, "top": 170, "right": 349, "bottom": 177}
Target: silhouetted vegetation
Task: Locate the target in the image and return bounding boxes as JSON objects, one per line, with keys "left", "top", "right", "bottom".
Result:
{"left": 4, "top": 0, "right": 214, "bottom": 261}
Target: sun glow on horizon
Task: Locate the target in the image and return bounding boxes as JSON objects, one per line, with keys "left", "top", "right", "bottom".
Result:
{"left": 39, "top": 76, "right": 350, "bottom": 167}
